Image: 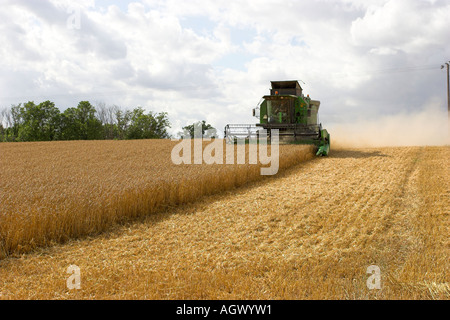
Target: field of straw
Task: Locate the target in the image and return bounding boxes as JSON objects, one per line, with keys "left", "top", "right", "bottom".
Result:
{"left": 0, "top": 140, "right": 313, "bottom": 259}
{"left": 0, "top": 140, "right": 448, "bottom": 300}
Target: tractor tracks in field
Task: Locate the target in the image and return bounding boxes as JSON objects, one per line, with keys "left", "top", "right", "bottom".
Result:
{"left": 302, "top": 147, "right": 424, "bottom": 265}
{"left": 384, "top": 146, "right": 450, "bottom": 298}
{"left": 374, "top": 148, "right": 423, "bottom": 264}
{"left": 0, "top": 146, "right": 447, "bottom": 299}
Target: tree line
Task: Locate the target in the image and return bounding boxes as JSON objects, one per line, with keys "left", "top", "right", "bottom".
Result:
{"left": 0, "top": 101, "right": 171, "bottom": 142}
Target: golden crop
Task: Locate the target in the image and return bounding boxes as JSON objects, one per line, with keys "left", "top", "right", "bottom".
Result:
{"left": 0, "top": 139, "right": 314, "bottom": 259}
{"left": 0, "top": 142, "right": 448, "bottom": 300}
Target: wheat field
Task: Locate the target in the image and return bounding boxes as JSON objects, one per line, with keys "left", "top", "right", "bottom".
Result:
{"left": 0, "top": 141, "right": 448, "bottom": 299}
{"left": 0, "top": 139, "right": 313, "bottom": 259}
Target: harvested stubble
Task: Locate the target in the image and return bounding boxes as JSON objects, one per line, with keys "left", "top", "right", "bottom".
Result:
{"left": 0, "top": 139, "right": 314, "bottom": 259}
{"left": 0, "top": 146, "right": 447, "bottom": 300}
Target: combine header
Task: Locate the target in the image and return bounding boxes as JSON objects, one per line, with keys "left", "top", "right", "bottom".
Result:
{"left": 224, "top": 80, "right": 330, "bottom": 156}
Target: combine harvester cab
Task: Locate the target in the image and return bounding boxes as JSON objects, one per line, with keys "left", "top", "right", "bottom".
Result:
{"left": 225, "top": 80, "right": 330, "bottom": 156}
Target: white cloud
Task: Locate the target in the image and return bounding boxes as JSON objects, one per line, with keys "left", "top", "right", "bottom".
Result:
{"left": 0, "top": 0, "right": 448, "bottom": 142}
{"left": 369, "top": 47, "right": 398, "bottom": 55}
{"left": 351, "top": 0, "right": 450, "bottom": 53}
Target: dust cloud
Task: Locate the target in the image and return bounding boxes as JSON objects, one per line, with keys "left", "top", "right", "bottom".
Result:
{"left": 328, "top": 103, "right": 450, "bottom": 148}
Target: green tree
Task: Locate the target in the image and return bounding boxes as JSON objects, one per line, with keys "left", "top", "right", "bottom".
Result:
{"left": 18, "top": 101, "right": 61, "bottom": 141}
{"left": 115, "top": 108, "right": 131, "bottom": 140}
{"left": 59, "top": 107, "right": 80, "bottom": 140}
{"left": 125, "top": 107, "right": 171, "bottom": 140}
{"left": 153, "top": 111, "right": 171, "bottom": 139}
{"left": 10, "top": 104, "right": 23, "bottom": 141}
{"left": 182, "top": 120, "right": 217, "bottom": 138}
{"left": 1, "top": 102, "right": 172, "bottom": 142}
{"left": 76, "top": 101, "right": 103, "bottom": 140}
{"left": 59, "top": 102, "right": 102, "bottom": 140}
{"left": 0, "top": 123, "right": 4, "bottom": 142}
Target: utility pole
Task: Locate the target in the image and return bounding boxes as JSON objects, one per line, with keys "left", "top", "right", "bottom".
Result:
{"left": 441, "top": 61, "right": 450, "bottom": 119}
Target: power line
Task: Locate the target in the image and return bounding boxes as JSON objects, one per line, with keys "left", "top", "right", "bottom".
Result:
{"left": 330, "top": 64, "right": 440, "bottom": 79}
{"left": 365, "top": 64, "right": 439, "bottom": 74}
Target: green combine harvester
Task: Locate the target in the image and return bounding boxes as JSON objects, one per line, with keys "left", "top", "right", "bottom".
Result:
{"left": 224, "top": 80, "right": 330, "bottom": 156}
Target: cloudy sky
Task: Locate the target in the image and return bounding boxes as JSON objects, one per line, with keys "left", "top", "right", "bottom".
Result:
{"left": 1, "top": 0, "right": 449, "bottom": 142}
